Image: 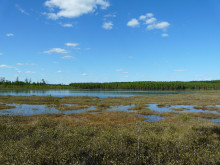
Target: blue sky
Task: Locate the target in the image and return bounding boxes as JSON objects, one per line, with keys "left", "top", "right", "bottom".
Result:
{"left": 0, "top": 0, "right": 220, "bottom": 84}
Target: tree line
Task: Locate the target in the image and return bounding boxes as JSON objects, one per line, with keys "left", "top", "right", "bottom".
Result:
{"left": 70, "top": 80, "right": 220, "bottom": 90}
{"left": 1, "top": 77, "right": 220, "bottom": 90}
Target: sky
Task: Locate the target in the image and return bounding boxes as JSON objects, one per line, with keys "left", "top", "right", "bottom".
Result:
{"left": 0, "top": 0, "right": 220, "bottom": 84}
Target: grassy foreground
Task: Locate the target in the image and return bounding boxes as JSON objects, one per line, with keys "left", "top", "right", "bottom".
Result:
{"left": 0, "top": 112, "right": 219, "bottom": 164}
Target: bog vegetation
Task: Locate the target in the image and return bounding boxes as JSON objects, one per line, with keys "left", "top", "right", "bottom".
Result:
{"left": 1, "top": 77, "right": 220, "bottom": 90}
{"left": 0, "top": 113, "right": 219, "bottom": 164}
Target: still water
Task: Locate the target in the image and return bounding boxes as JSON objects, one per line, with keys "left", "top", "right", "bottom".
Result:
{"left": 0, "top": 90, "right": 179, "bottom": 98}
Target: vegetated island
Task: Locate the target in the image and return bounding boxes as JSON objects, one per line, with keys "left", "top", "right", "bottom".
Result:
{"left": 1, "top": 77, "right": 220, "bottom": 90}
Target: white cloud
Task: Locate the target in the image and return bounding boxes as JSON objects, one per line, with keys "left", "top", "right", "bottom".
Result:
{"left": 6, "top": 33, "right": 14, "bottom": 37}
{"left": 147, "top": 21, "right": 170, "bottom": 30}
{"left": 127, "top": 18, "right": 139, "bottom": 27}
{"left": 139, "top": 13, "right": 154, "bottom": 20}
{"left": 65, "top": 42, "right": 79, "bottom": 47}
{"left": 57, "top": 70, "right": 62, "bottom": 73}
{"left": 102, "top": 21, "right": 113, "bottom": 30}
{"left": 44, "top": 48, "right": 68, "bottom": 54}
{"left": 162, "top": 33, "right": 169, "bottom": 37}
{"left": 145, "top": 17, "right": 157, "bottom": 24}
{"left": 0, "top": 52, "right": 3, "bottom": 56}
{"left": 17, "top": 71, "right": 22, "bottom": 73}
{"left": 25, "top": 71, "right": 36, "bottom": 74}
{"left": 81, "top": 73, "right": 88, "bottom": 76}
{"left": 15, "top": 4, "right": 29, "bottom": 15}
{"left": 61, "top": 55, "right": 75, "bottom": 59}
{"left": 62, "top": 23, "right": 73, "bottom": 27}
{"left": 0, "top": 65, "right": 15, "bottom": 69}
{"left": 44, "top": 0, "right": 110, "bottom": 19}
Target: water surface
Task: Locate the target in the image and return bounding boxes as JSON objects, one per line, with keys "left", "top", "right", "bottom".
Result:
{"left": 0, "top": 90, "right": 180, "bottom": 98}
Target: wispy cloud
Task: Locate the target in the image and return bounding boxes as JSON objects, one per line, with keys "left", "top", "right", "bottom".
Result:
{"left": 16, "top": 63, "right": 36, "bottom": 66}
{"left": 44, "top": 48, "right": 68, "bottom": 54}
{"left": 174, "top": 70, "right": 185, "bottom": 72}
{"left": 81, "top": 73, "right": 88, "bottom": 76}
{"left": 6, "top": 33, "right": 14, "bottom": 37}
{"left": 162, "top": 33, "right": 169, "bottom": 37}
{"left": 61, "top": 55, "right": 75, "bottom": 59}
{"left": 15, "top": 4, "right": 29, "bottom": 15}
{"left": 127, "top": 18, "right": 140, "bottom": 27}
{"left": 104, "top": 13, "right": 116, "bottom": 18}
{"left": 0, "top": 52, "right": 3, "bottom": 56}
{"left": 0, "top": 65, "right": 16, "bottom": 69}
{"left": 102, "top": 21, "right": 114, "bottom": 30}
{"left": 65, "top": 43, "right": 79, "bottom": 47}
{"left": 25, "top": 71, "right": 36, "bottom": 74}
{"left": 62, "top": 23, "right": 73, "bottom": 27}
{"left": 57, "top": 70, "right": 62, "bottom": 73}
{"left": 44, "top": 0, "right": 110, "bottom": 20}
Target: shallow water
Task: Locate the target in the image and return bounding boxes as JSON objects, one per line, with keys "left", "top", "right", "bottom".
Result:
{"left": 0, "top": 103, "right": 95, "bottom": 116}
{"left": 0, "top": 103, "right": 219, "bottom": 123}
{"left": 0, "top": 90, "right": 180, "bottom": 98}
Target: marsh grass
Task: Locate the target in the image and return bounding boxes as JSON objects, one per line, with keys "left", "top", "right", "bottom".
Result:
{"left": 0, "top": 112, "right": 219, "bottom": 164}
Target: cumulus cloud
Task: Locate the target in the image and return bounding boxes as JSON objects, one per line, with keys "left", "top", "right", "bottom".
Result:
{"left": 145, "top": 17, "right": 157, "bottom": 24}
{"left": 128, "top": 13, "right": 170, "bottom": 34}
{"left": 147, "top": 21, "right": 170, "bottom": 30}
{"left": 102, "top": 21, "right": 113, "bottom": 30}
{"left": 139, "top": 13, "right": 154, "bottom": 20}
{"left": 127, "top": 18, "right": 140, "bottom": 27}
{"left": 44, "top": 48, "right": 68, "bottom": 54}
{"left": 6, "top": 33, "right": 14, "bottom": 37}
{"left": 44, "top": 0, "right": 110, "bottom": 19}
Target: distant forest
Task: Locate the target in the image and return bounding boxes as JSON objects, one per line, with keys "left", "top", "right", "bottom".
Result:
{"left": 1, "top": 77, "right": 220, "bottom": 90}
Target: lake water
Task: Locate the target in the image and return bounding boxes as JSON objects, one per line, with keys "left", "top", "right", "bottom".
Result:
{"left": 0, "top": 90, "right": 179, "bottom": 98}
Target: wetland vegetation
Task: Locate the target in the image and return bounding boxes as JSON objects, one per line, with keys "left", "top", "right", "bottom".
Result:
{"left": 0, "top": 88, "right": 220, "bottom": 164}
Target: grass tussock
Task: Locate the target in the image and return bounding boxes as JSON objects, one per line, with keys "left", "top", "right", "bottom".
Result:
{"left": 0, "top": 113, "right": 219, "bottom": 164}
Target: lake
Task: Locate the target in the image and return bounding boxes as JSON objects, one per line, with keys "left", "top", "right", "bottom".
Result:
{"left": 0, "top": 90, "right": 179, "bottom": 98}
